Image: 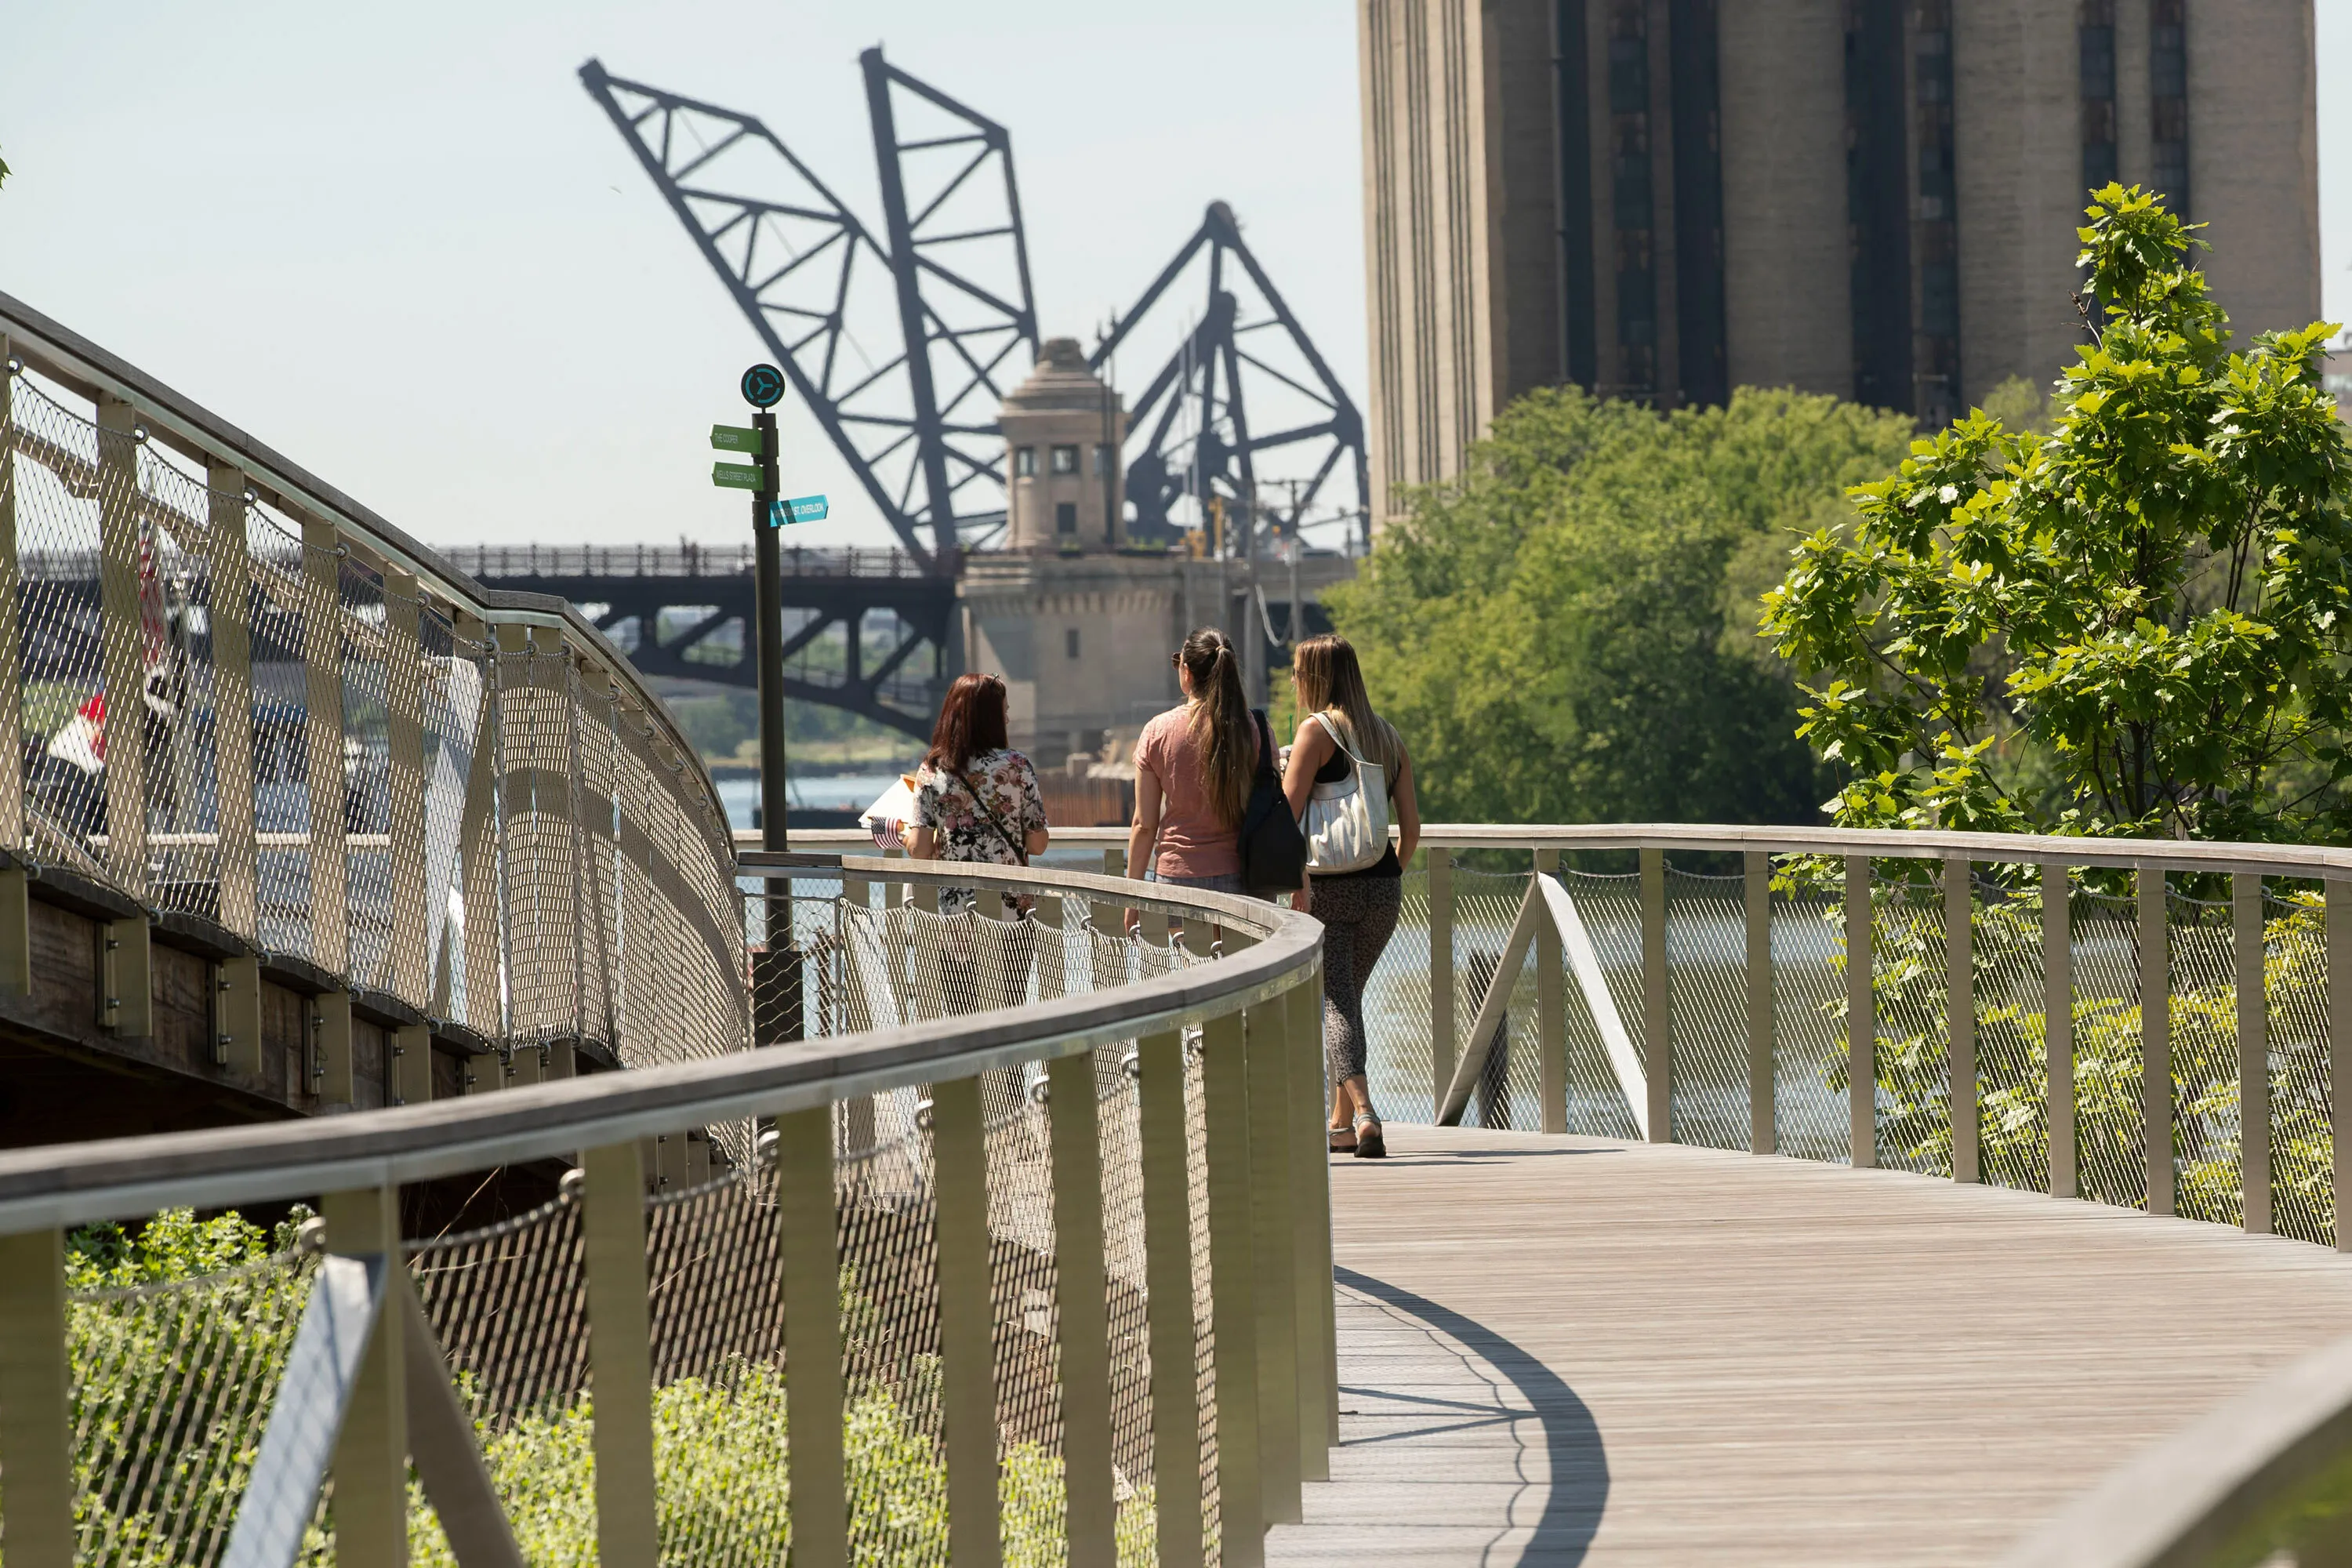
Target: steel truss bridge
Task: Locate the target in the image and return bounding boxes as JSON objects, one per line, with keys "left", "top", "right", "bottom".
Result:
{"left": 444, "top": 542, "right": 950, "bottom": 739}
{"left": 3, "top": 298, "right": 2350, "bottom": 1568}
{"left": 579, "top": 48, "right": 1370, "bottom": 572}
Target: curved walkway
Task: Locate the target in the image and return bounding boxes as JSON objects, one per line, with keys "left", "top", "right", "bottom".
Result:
{"left": 1266, "top": 1126, "right": 2352, "bottom": 1566}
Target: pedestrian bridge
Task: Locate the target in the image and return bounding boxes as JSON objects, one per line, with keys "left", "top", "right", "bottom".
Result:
{"left": 1, "top": 295, "right": 2349, "bottom": 1568}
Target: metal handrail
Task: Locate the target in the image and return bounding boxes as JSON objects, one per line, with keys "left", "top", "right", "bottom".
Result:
{"left": 2000, "top": 1334, "right": 2352, "bottom": 1566}
{"left": 0, "top": 857, "right": 1316, "bottom": 1230}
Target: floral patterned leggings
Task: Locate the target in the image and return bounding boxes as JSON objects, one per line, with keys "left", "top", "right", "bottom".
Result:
{"left": 1315, "top": 873, "right": 1402, "bottom": 1087}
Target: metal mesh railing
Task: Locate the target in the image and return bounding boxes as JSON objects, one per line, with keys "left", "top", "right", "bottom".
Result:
{"left": 1381, "top": 840, "right": 2343, "bottom": 1253}
{"left": 0, "top": 339, "right": 745, "bottom": 1103}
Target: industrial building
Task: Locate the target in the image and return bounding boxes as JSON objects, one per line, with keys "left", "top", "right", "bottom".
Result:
{"left": 1357, "top": 0, "right": 2321, "bottom": 525}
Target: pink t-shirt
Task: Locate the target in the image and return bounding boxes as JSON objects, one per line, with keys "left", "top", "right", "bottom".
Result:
{"left": 1135, "top": 704, "right": 1261, "bottom": 880}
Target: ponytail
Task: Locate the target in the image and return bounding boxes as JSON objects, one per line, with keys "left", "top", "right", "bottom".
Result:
{"left": 1178, "top": 627, "right": 1254, "bottom": 829}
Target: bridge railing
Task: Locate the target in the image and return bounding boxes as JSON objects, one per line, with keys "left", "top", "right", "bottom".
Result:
{"left": 0, "top": 291, "right": 745, "bottom": 1085}
{"left": 442, "top": 541, "right": 931, "bottom": 580}
{"left": 0, "top": 855, "right": 1330, "bottom": 1568}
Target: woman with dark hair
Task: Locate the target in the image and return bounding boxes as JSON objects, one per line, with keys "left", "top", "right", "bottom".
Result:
{"left": 1127, "top": 626, "right": 1261, "bottom": 894}
{"left": 1281, "top": 633, "right": 1419, "bottom": 1158}
{"left": 906, "top": 672, "right": 1050, "bottom": 915}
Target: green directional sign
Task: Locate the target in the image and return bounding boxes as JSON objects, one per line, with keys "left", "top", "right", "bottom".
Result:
{"left": 710, "top": 423, "right": 763, "bottom": 455}
{"left": 711, "top": 461, "right": 762, "bottom": 491}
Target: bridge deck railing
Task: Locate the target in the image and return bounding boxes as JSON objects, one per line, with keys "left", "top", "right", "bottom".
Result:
{"left": 0, "top": 855, "right": 1330, "bottom": 1568}
{"left": 0, "top": 291, "right": 745, "bottom": 1088}
{"left": 440, "top": 541, "right": 931, "bottom": 580}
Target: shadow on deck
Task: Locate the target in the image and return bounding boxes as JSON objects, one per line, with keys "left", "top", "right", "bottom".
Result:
{"left": 1269, "top": 1125, "right": 2352, "bottom": 1566}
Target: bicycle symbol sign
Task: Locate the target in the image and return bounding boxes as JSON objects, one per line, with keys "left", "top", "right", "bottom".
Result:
{"left": 739, "top": 364, "right": 786, "bottom": 409}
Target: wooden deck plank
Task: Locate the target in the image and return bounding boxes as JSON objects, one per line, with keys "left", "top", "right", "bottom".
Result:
{"left": 1265, "top": 1125, "right": 2352, "bottom": 1566}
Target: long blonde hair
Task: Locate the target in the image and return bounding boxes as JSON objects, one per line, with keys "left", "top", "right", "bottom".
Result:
{"left": 1291, "top": 634, "right": 1401, "bottom": 777}
{"left": 1178, "top": 626, "right": 1254, "bottom": 829}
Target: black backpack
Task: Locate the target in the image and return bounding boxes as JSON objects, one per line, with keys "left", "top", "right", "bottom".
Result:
{"left": 1237, "top": 709, "right": 1307, "bottom": 898}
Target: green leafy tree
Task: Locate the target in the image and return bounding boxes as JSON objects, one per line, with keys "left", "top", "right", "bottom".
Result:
{"left": 1765, "top": 185, "right": 2352, "bottom": 843}
{"left": 1330, "top": 386, "right": 1912, "bottom": 826}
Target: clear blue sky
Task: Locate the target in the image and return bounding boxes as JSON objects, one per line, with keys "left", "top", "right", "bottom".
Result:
{"left": 2, "top": 2, "right": 2347, "bottom": 554}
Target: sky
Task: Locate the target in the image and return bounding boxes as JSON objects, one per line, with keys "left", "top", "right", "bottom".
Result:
{"left": 2, "top": 2, "right": 2349, "bottom": 557}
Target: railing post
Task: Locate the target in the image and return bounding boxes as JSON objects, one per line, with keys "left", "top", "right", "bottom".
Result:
{"left": 0, "top": 1225, "right": 73, "bottom": 1568}
{"left": 1641, "top": 846, "right": 1669, "bottom": 1143}
{"left": 1246, "top": 989, "right": 1301, "bottom": 1525}
{"left": 775, "top": 1104, "right": 848, "bottom": 1568}
{"left": 2235, "top": 873, "right": 2270, "bottom": 1235}
{"left": 1136, "top": 1025, "right": 1205, "bottom": 1568}
{"left": 1202, "top": 1003, "right": 1265, "bottom": 1564}
{"left": 209, "top": 463, "right": 262, "bottom": 1065}
{"left": 456, "top": 617, "right": 503, "bottom": 1042}
{"left": 931, "top": 1073, "right": 1003, "bottom": 1567}
{"left": 1535, "top": 847, "right": 1565, "bottom": 1134}
{"left": 0, "top": 348, "right": 24, "bottom": 993}
{"left": 2328, "top": 878, "right": 2350, "bottom": 1253}
{"left": 1947, "top": 855, "right": 1977, "bottom": 1184}
{"left": 2044, "top": 863, "right": 2076, "bottom": 1200}
{"left": 1847, "top": 855, "right": 1875, "bottom": 1168}
{"left": 2141, "top": 867, "right": 2173, "bottom": 1217}
{"left": 301, "top": 520, "right": 350, "bottom": 987}
{"left": 580, "top": 1139, "right": 659, "bottom": 1565}
{"left": 96, "top": 396, "right": 147, "bottom": 901}
{"left": 384, "top": 572, "right": 430, "bottom": 1011}
{"left": 1046, "top": 1048, "right": 1118, "bottom": 1566}
{"left": 1429, "top": 847, "right": 1454, "bottom": 1115}
{"left": 1744, "top": 851, "right": 1773, "bottom": 1154}
{"left": 1287, "top": 966, "right": 1336, "bottom": 1464}
{"left": 321, "top": 1185, "right": 405, "bottom": 1568}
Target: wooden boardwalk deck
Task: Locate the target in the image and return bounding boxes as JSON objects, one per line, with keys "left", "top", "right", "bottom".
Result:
{"left": 1265, "top": 1126, "right": 2352, "bottom": 1566}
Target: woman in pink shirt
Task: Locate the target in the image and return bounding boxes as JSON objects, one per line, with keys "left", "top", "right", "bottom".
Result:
{"left": 1126, "top": 627, "right": 1262, "bottom": 895}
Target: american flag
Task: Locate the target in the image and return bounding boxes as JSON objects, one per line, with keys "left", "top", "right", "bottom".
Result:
{"left": 863, "top": 775, "right": 919, "bottom": 853}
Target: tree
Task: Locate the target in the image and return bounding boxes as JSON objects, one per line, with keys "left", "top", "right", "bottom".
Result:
{"left": 1326, "top": 385, "right": 1912, "bottom": 826}
{"left": 1765, "top": 185, "right": 2352, "bottom": 843}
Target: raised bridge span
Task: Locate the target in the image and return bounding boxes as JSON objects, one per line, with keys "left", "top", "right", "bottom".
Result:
{"left": 0, "top": 295, "right": 2347, "bottom": 1568}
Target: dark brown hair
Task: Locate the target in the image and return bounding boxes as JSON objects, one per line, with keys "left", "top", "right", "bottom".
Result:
{"left": 924, "top": 672, "right": 1010, "bottom": 773}
{"left": 1177, "top": 627, "right": 1254, "bottom": 829}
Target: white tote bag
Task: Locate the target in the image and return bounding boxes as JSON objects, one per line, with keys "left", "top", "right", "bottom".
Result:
{"left": 1301, "top": 712, "right": 1388, "bottom": 873}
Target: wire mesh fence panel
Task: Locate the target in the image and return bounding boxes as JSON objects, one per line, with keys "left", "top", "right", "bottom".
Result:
{"left": 983, "top": 1064, "right": 1074, "bottom": 1562}
{"left": 2072, "top": 893, "right": 2149, "bottom": 1212}
{"left": 1561, "top": 870, "right": 1646, "bottom": 1136}
{"left": 1183, "top": 1027, "right": 1223, "bottom": 1567}
{"left": 1871, "top": 879, "right": 1950, "bottom": 1176}
{"left": 418, "top": 610, "right": 485, "bottom": 1023}
{"left": 1972, "top": 887, "right": 2050, "bottom": 1194}
{"left": 2266, "top": 891, "right": 2332, "bottom": 1246}
{"left": 837, "top": 1096, "right": 950, "bottom": 1564}
{"left": 495, "top": 637, "right": 583, "bottom": 1051}
{"left": 1362, "top": 865, "right": 1435, "bottom": 1124}
{"left": 1450, "top": 869, "right": 1545, "bottom": 1132}
{"left": 6, "top": 372, "right": 114, "bottom": 882}
{"left": 1772, "top": 891, "right": 1849, "bottom": 1164}
{"left": 128, "top": 441, "right": 221, "bottom": 923}
{"left": 641, "top": 1169, "right": 791, "bottom": 1568}
{"left": 67, "top": 1247, "right": 318, "bottom": 1568}
{"left": 246, "top": 501, "right": 321, "bottom": 967}
{"left": 405, "top": 1188, "right": 595, "bottom": 1563}
{"left": 2169, "top": 895, "right": 2243, "bottom": 1229}
{"left": 572, "top": 676, "right": 622, "bottom": 1051}
{"left": 338, "top": 554, "right": 396, "bottom": 996}
{"left": 1093, "top": 1042, "right": 1159, "bottom": 1562}
{"left": 1666, "top": 869, "right": 1749, "bottom": 1151}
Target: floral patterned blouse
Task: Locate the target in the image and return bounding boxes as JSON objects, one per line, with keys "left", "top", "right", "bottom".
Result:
{"left": 911, "top": 747, "right": 1047, "bottom": 915}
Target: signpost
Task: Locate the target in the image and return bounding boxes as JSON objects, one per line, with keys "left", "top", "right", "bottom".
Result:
{"left": 717, "top": 362, "right": 800, "bottom": 1043}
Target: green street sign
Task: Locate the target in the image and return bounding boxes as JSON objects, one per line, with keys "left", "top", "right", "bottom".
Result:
{"left": 711, "top": 461, "right": 762, "bottom": 491}
{"left": 710, "top": 423, "right": 763, "bottom": 455}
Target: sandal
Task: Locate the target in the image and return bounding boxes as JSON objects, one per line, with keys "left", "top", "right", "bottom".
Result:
{"left": 1351, "top": 1112, "right": 1386, "bottom": 1160}
{"left": 1328, "top": 1124, "right": 1357, "bottom": 1153}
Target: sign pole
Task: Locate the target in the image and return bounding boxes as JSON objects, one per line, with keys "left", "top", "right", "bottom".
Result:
{"left": 735, "top": 365, "right": 802, "bottom": 1044}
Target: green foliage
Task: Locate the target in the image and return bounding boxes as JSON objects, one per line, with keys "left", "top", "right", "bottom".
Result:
{"left": 1765, "top": 186, "right": 2352, "bottom": 843}
{"left": 1329, "top": 385, "right": 1911, "bottom": 826}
